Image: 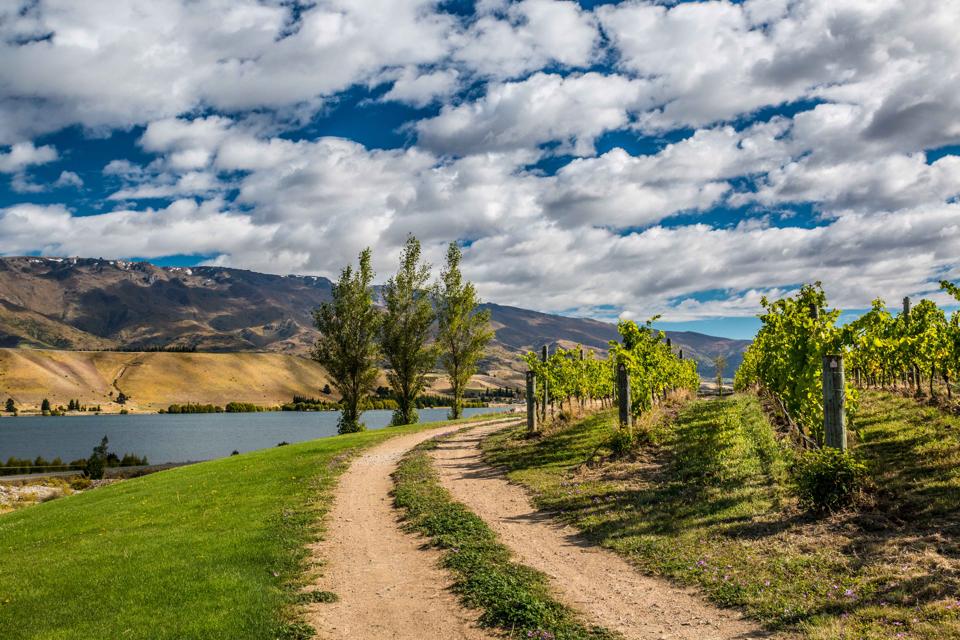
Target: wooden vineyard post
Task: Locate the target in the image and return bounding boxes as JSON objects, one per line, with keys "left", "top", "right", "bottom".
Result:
{"left": 541, "top": 345, "right": 549, "bottom": 423}
{"left": 664, "top": 338, "right": 672, "bottom": 400}
{"left": 617, "top": 362, "right": 631, "bottom": 431}
{"left": 903, "top": 297, "right": 913, "bottom": 391}
{"left": 823, "top": 354, "right": 847, "bottom": 450}
{"left": 526, "top": 370, "right": 537, "bottom": 435}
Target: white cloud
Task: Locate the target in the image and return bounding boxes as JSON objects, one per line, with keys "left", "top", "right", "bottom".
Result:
{"left": 453, "top": 0, "right": 598, "bottom": 78}
{"left": 54, "top": 170, "right": 83, "bottom": 189}
{"left": 3, "top": 0, "right": 960, "bottom": 325}
{"left": 383, "top": 68, "right": 460, "bottom": 107}
{"left": 0, "top": 142, "right": 58, "bottom": 173}
{"left": 0, "top": 0, "right": 457, "bottom": 142}
{"left": 417, "top": 72, "right": 652, "bottom": 155}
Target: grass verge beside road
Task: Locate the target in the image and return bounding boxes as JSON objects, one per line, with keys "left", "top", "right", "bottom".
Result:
{"left": 482, "top": 394, "right": 960, "bottom": 639}
{"left": 0, "top": 413, "right": 501, "bottom": 640}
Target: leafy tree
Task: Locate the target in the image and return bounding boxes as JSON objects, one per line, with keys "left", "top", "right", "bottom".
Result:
{"left": 4, "top": 398, "right": 14, "bottom": 413}
{"left": 435, "top": 243, "right": 492, "bottom": 419}
{"left": 41, "top": 398, "right": 51, "bottom": 412}
{"left": 322, "top": 383, "right": 331, "bottom": 395}
{"left": 313, "top": 248, "right": 382, "bottom": 434}
{"left": 116, "top": 392, "right": 128, "bottom": 405}
{"left": 86, "top": 435, "right": 110, "bottom": 480}
{"left": 381, "top": 235, "right": 437, "bottom": 426}
{"left": 713, "top": 355, "right": 726, "bottom": 396}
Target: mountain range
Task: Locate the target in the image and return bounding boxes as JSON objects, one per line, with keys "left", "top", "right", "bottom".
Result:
{"left": 0, "top": 257, "right": 749, "bottom": 381}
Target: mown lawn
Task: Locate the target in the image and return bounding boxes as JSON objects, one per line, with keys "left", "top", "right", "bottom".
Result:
{"left": 0, "top": 414, "right": 497, "bottom": 640}
{"left": 483, "top": 393, "right": 960, "bottom": 639}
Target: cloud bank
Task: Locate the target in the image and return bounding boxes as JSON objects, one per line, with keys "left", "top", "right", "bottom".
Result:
{"left": 1, "top": 0, "right": 959, "bottom": 324}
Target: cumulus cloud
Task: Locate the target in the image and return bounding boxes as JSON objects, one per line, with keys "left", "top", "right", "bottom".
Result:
{"left": 3, "top": 0, "right": 960, "bottom": 324}
{"left": 452, "top": 0, "right": 598, "bottom": 78}
{"left": 382, "top": 68, "right": 460, "bottom": 107}
{"left": 417, "top": 73, "right": 652, "bottom": 155}
{"left": 0, "top": 142, "right": 58, "bottom": 173}
{"left": 53, "top": 170, "right": 83, "bottom": 189}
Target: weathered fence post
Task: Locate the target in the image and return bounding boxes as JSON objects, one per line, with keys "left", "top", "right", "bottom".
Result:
{"left": 903, "top": 297, "right": 914, "bottom": 390}
{"left": 617, "top": 362, "right": 631, "bottom": 431}
{"left": 823, "top": 354, "right": 847, "bottom": 450}
{"left": 541, "top": 345, "right": 549, "bottom": 422}
{"left": 526, "top": 370, "right": 537, "bottom": 434}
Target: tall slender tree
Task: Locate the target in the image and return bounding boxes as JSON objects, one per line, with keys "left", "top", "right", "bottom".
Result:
{"left": 713, "top": 354, "right": 727, "bottom": 397}
{"left": 435, "top": 242, "right": 493, "bottom": 419}
{"left": 313, "top": 248, "right": 382, "bottom": 433}
{"left": 381, "top": 235, "right": 437, "bottom": 426}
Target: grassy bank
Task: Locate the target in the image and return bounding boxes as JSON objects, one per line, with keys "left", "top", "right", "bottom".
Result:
{"left": 392, "top": 434, "right": 617, "bottom": 640}
{"left": 0, "top": 414, "right": 498, "bottom": 640}
{"left": 482, "top": 393, "right": 960, "bottom": 639}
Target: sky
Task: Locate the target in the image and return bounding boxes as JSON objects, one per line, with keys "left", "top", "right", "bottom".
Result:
{"left": 1, "top": 0, "right": 959, "bottom": 339}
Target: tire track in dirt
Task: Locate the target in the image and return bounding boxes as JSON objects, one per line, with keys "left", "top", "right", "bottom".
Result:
{"left": 431, "top": 423, "right": 785, "bottom": 640}
{"left": 305, "top": 417, "right": 522, "bottom": 640}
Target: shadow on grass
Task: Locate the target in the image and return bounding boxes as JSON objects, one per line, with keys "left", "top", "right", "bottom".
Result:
{"left": 482, "top": 394, "right": 960, "bottom": 637}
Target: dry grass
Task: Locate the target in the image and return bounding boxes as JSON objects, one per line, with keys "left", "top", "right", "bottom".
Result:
{"left": 0, "top": 348, "right": 334, "bottom": 412}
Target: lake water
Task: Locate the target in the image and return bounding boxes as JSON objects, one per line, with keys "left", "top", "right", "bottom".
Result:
{"left": 0, "top": 407, "right": 513, "bottom": 464}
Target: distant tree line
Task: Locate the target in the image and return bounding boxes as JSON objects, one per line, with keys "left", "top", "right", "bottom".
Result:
{"left": 280, "top": 393, "right": 486, "bottom": 413}
{"left": 3, "top": 398, "right": 105, "bottom": 416}
{"left": 1, "top": 435, "right": 147, "bottom": 477}
{"left": 313, "top": 237, "right": 493, "bottom": 433}
{"left": 161, "top": 402, "right": 270, "bottom": 414}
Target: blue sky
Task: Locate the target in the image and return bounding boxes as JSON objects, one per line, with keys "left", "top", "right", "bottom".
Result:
{"left": 1, "top": 0, "right": 959, "bottom": 340}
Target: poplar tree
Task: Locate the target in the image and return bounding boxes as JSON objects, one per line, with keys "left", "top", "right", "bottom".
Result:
{"left": 435, "top": 243, "right": 493, "bottom": 419}
{"left": 381, "top": 235, "right": 436, "bottom": 426}
{"left": 313, "top": 248, "right": 381, "bottom": 433}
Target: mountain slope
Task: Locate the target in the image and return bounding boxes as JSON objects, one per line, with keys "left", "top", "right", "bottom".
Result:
{"left": 0, "top": 349, "right": 333, "bottom": 412}
{"left": 0, "top": 257, "right": 748, "bottom": 379}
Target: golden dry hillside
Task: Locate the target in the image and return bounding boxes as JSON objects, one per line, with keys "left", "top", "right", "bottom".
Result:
{"left": 0, "top": 349, "right": 334, "bottom": 413}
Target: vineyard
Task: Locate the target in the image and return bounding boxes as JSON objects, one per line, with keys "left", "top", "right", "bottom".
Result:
{"left": 735, "top": 280, "right": 960, "bottom": 447}
{"left": 522, "top": 318, "right": 699, "bottom": 427}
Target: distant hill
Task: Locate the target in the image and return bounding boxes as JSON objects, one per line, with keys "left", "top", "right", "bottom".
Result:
{"left": 0, "top": 349, "right": 333, "bottom": 412}
{"left": 0, "top": 257, "right": 749, "bottom": 382}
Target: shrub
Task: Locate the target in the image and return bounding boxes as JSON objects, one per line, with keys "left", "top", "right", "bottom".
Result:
{"left": 792, "top": 448, "right": 866, "bottom": 511}
{"left": 609, "top": 429, "right": 635, "bottom": 457}
{"left": 85, "top": 435, "right": 110, "bottom": 480}
{"left": 69, "top": 476, "right": 92, "bottom": 491}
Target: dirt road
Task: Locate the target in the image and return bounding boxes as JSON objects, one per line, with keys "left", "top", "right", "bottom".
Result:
{"left": 431, "top": 423, "right": 781, "bottom": 640}
{"left": 306, "top": 417, "right": 521, "bottom": 640}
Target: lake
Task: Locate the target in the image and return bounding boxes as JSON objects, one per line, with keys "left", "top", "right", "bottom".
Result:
{"left": 0, "top": 407, "right": 514, "bottom": 464}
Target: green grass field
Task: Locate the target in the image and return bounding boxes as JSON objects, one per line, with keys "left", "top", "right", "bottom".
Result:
{"left": 482, "top": 392, "right": 960, "bottom": 639}
{"left": 0, "top": 414, "right": 496, "bottom": 640}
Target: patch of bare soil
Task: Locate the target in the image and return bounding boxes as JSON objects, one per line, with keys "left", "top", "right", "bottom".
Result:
{"left": 432, "top": 424, "right": 784, "bottom": 640}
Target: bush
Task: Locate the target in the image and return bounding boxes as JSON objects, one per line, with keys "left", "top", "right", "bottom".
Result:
{"left": 792, "top": 448, "right": 866, "bottom": 511}
{"left": 69, "top": 476, "right": 92, "bottom": 490}
{"left": 609, "top": 429, "right": 635, "bottom": 457}
{"left": 225, "top": 402, "right": 261, "bottom": 413}
{"left": 85, "top": 435, "right": 110, "bottom": 480}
